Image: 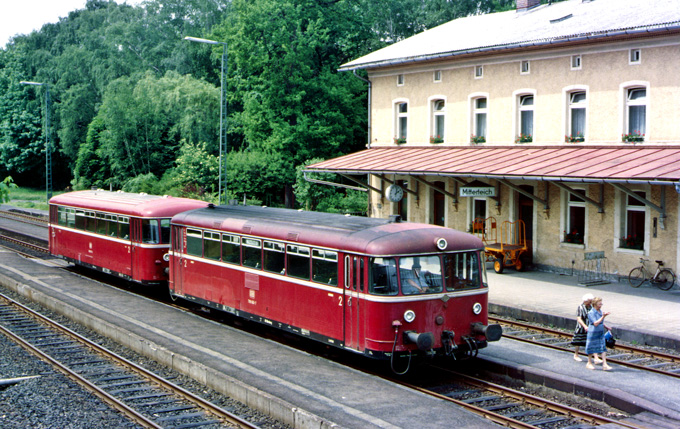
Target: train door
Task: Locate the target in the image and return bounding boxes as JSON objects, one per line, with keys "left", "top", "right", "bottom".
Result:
{"left": 518, "top": 185, "right": 534, "bottom": 265}
{"left": 170, "top": 225, "right": 184, "bottom": 296}
{"left": 130, "top": 218, "right": 142, "bottom": 281}
{"left": 343, "top": 255, "right": 365, "bottom": 351}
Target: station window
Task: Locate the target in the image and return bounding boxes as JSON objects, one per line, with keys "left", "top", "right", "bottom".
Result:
{"left": 142, "top": 219, "right": 160, "bottom": 244}
{"left": 443, "top": 252, "right": 482, "bottom": 291}
{"left": 186, "top": 229, "right": 203, "bottom": 256}
{"left": 369, "top": 257, "right": 398, "bottom": 295}
{"left": 564, "top": 189, "right": 586, "bottom": 245}
{"left": 264, "top": 241, "right": 286, "bottom": 274}
{"left": 242, "top": 238, "right": 262, "bottom": 269}
{"left": 204, "top": 231, "right": 221, "bottom": 260}
{"left": 312, "top": 249, "right": 338, "bottom": 286}
{"left": 620, "top": 191, "right": 646, "bottom": 251}
{"left": 287, "top": 244, "right": 310, "bottom": 280}
{"left": 221, "top": 234, "right": 240, "bottom": 264}
{"left": 519, "top": 94, "right": 534, "bottom": 139}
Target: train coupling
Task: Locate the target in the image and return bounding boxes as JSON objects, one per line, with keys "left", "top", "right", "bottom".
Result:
{"left": 403, "top": 330, "right": 434, "bottom": 351}
{"left": 471, "top": 322, "right": 503, "bottom": 342}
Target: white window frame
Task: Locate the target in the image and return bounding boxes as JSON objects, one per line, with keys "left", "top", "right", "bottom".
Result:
{"left": 428, "top": 96, "right": 446, "bottom": 143}
{"left": 629, "top": 49, "right": 641, "bottom": 65}
{"left": 468, "top": 92, "right": 489, "bottom": 143}
{"left": 433, "top": 70, "right": 442, "bottom": 83}
{"left": 615, "top": 188, "right": 649, "bottom": 254}
{"left": 563, "top": 85, "right": 588, "bottom": 142}
{"left": 571, "top": 54, "right": 582, "bottom": 70}
{"left": 393, "top": 99, "right": 409, "bottom": 143}
{"left": 620, "top": 81, "right": 649, "bottom": 139}
{"left": 474, "top": 65, "right": 483, "bottom": 79}
{"left": 560, "top": 188, "right": 587, "bottom": 248}
{"left": 520, "top": 60, "right": 530, "bottom": 75}
{"left": 513, "top": 89, "right": 536, "bottom": 141}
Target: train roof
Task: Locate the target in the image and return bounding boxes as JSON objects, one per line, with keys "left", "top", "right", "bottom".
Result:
{"left": 49, "top": 190, "right": 209, "bottom": 217}
{"left": 172, "top": 204, "right": 483, "bottom": 255}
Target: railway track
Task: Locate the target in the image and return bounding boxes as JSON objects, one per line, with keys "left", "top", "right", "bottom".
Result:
{"left": 399, "top": 368, "right": 639, "bottom": 429}
{"left": 0, "top": 209, "right": 48, "bottom": 226}
{"left": 0, "top": 292, "right": 260, "bottom": 429}
{"left": 491, "top": 316, "right": 680, "bottom": 379}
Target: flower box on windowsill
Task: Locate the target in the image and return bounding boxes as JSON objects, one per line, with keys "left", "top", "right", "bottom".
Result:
{"left": 430, "top": 136, "right": 444, "bottom": 144}
{"left": 394, "top": 137, "right": 407, "bottom": 145}
{"left": 515, "top": 134, "right": 532, "bottom": 143}
{"left": 563, "top": 232, "right": 584, "bottom": 244}
{"left": 470, "top": 135, "right": 486, "bottom": 144}
{"left": 622, "top": 132, "right": 645, "bottom": 143}
{"left": 619, "top": 237, "right": 643, "bottom": 250}
{"left": 565, "top": 133, "right": 585, "bottom": 143}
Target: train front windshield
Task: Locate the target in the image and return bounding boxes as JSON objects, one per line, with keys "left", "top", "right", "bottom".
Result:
{"left": 370, "top": 251, "right": 486, "bottom": 296}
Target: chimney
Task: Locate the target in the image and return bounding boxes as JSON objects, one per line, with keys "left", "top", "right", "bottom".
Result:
{"left": 517, "top": 0, "right": 541, "bottom": 11}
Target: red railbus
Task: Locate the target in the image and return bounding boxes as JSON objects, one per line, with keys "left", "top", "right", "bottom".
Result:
{"left": 169, "top": 204, "right": 501, "bottom": 369}
{"left": 48, "top": 190, "right": 208, "bottom": 284}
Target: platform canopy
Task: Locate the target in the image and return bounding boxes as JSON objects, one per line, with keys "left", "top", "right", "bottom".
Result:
{"left": 305, "top": 146, "right": 680, "bottom": 187}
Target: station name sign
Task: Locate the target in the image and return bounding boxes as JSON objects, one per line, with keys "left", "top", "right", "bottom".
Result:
{"left": 460, "top": 186, "right": 496, "bottom": 197}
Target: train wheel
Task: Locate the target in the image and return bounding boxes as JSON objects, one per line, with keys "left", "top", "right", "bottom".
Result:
{"left": 494, "top": 258, "right": 504, "bottom": 274}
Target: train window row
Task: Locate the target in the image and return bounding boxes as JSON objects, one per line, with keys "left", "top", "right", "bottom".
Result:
{"left": 182, "top": 227, "right": 484, "bottom": 296}
{"left": 55, "top": 206, "right": 170, "bottom": 244}
{"left": 184, "top": 229, "right": 339, "bottom": 286}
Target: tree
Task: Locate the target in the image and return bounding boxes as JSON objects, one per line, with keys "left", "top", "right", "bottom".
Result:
{"left": 0, "top": 176, "right": 18, "bottom": 203}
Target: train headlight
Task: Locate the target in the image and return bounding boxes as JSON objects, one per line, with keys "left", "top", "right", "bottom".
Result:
{"left": 472, "top": 303, "right": 483, "bottom": 315}
{"left": 435, "top": 237, "right": 448, "bottom": 250}
{"left": 404, "top": 310, "right": 416, "bottom": 323}
{"left": 163, "top": 253, "right": 170, "bottom": 262}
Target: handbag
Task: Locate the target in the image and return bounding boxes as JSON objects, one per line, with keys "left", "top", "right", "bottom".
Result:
{"left": 604, "top": 330, "right": 616, "bottom": 349}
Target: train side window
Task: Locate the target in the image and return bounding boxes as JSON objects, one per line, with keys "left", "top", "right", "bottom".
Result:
{"left": 66, "top": 208, "right": 76, "bottom": 228}
{"left": 118, "top": 217, "right": 130, "bottom": 239}
{"left": 160, "top": 219, "right": 171, "bottom": 243}
{"left": 242, "top": 238, "right": 262, "bottom": 269}
{"left": 204, "top": 231, "right": 221, "bottom": 260}
{"left": 369, "top": 257, "right": 398, "bottom": 295}
{"left": 75, "top": 210, "right": 86, "bottom": 230}
{"left": 264, "top": 241, "right": 285, "bottom": 274}
{"left": 443, "top": 252, "right": 482, "bottom": 291}
{"left": 57, "top": 206, "right": 66, "bottom": 226}
{"left": 186, "top": 229, "right": 203, "bottom": 256}
{"left": 287, "top": 244, "right": 310, "bottom": 280}
{"left": 105, "top": 214, "right": 118, "bottom": 237}
{"left": 312, "top": 249, "right": 338, "bottom": 286}
{"left": 85, "top": 211, "right": 97, "bottom": 233}
{"left": 222, "top": 234, "right": 240, "bottom": 264}
{"left": 142, "top": 219, "right": 160, "bottom": 244}
{"left": 96, "top": 213, "right": 107, "bottom": 235}
{"left": 344, "top": 256, "right": 350, "bottom": 289}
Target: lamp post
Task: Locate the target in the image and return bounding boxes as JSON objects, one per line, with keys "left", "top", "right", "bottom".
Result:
{"left": 20, "top": 81, "right": 52, "bottom": 201}
{"left": 184, "top": 36, "right": 228, "bottom": 205}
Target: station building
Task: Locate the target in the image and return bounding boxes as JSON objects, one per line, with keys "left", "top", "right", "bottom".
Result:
{"left": 305, "top": 0, "right": 680, "bottom": 277}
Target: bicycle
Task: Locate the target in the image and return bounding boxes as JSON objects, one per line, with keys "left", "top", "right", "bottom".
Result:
{"left": 628, "top": 258, "right": 676, "bottom": 290}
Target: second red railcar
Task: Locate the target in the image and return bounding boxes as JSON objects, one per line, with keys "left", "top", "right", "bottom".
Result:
{"left": 48, "top": 190, "right": 208, "bottom": 284}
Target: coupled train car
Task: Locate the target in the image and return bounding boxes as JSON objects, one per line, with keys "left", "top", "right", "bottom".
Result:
{"left": 48, "top": 190, "right": 208, "bottom": 284}
{"left": 169, "top": 204, "right": 502, "bottom": 369}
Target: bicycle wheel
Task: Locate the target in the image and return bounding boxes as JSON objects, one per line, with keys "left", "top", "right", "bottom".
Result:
{"left": 654, "top": 269, "right": 676, "bottom": 291}
{"left": 628, "top": 267, "right": 645, "bottom": 288}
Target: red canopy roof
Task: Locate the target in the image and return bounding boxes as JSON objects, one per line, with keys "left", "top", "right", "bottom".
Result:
{"left": 306, "top": 146, "right": 680, "bottom": 184}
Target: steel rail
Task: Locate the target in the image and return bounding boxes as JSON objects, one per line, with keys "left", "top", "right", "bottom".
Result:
{"left": 0, "top": 292, "right": 260, "bottom": 429}
{"left": 0, "top": 233, "right": 49, "bottom": 254}
{"left": 490, "top": 316, "right": 680, "bottom": 379}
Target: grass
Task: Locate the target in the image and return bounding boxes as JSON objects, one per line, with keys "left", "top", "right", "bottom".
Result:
{"left": 5, "top": 187, "right": 62, "bottom": 212}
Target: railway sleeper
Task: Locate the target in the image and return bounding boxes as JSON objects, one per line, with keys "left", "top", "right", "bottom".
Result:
{"left": 504, "top": 409, "right": 545, "bottom": 419}
{"left": 147, "top": 404, "right": 196, "bottom": 414}
{"left": 485, "top": 402, "right": 520, "bottom": 411}
{"left": 461, "top": 394, "right": 502, "bottom": 404}
{"left": 529, "top": 416, "right": 567, "bottom": 425}
{"left": 154, "top": 412, "right": 208, "bottom": 422}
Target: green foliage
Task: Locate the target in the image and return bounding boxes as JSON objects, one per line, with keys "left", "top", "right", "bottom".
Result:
{"left": 0, "top": 176, "right": 18, "bottom": 203}
{"left": 170, "top": 141, "right": 219, "bottom": 196}
{"left": 294, "top": 159, "right": 366, "bottom": 214}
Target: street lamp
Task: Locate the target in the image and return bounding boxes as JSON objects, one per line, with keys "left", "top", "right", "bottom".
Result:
{"left": 20, "top": 81, "right": 52, "bottom": 201}
{"left": 184, "top": 36, "right": 228, "bottom": 205}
